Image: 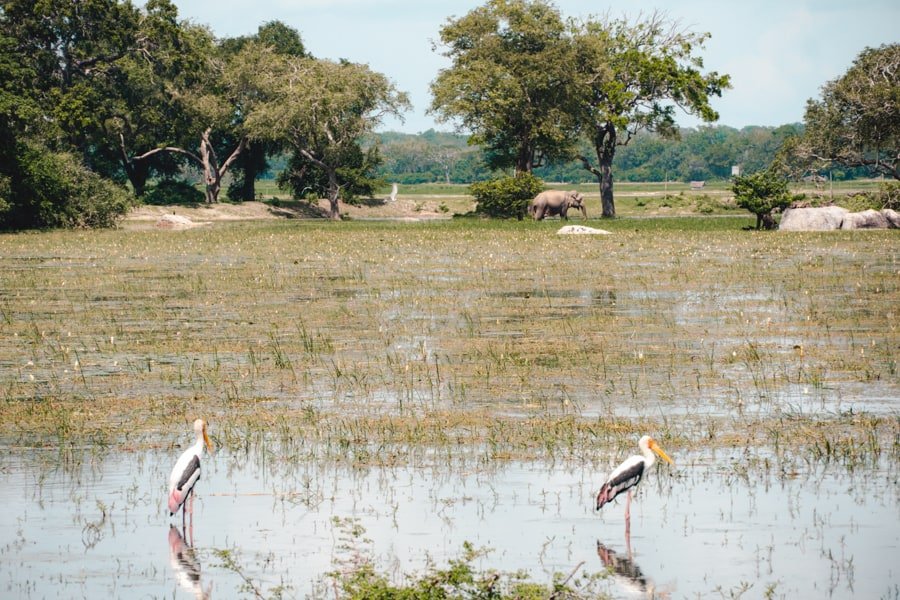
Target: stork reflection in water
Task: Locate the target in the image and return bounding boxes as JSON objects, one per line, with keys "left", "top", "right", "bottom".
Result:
{"left": 597, "top": 534, "right": 670, "bottom": 599}
{"left": 168, "top": 524, "right": 212, "bottom": 599}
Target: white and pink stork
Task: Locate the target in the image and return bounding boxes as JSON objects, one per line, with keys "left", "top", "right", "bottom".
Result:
{"left": 167, "top": 419, "right": 213, "bottom": 526}
{"left": 596, "top": 435, "right": 674, "bottom": 532}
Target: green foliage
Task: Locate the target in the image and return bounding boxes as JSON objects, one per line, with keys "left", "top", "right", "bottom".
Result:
{"left": 143, "top": 179, "right": 204, "bottom": 206}
{"left": 574, "top": 12, "right": 731, "bottom": 217}
{"left": 731, "top": 170, "right": 792, "bottom": 230}
{"left": 469, "top": 173, "right": 544, "bottom": 219}
{"left": 840, "top": 181, "right": 900, "bottom": 212}
{"left": 279, "top": 144, "right": 385, "bottom": 205}
{"left": 430, "top": 0, "right": 580, "bottom": 173}
{"left": 332, "top": 541, "right": 605, "bottom": 600}
{"left": 246, "top": 54, "right": 410, "bottom": 218}
{"left": 0, "top": 141, "right": 132, "bottom": 230}
{"left": 792, "top": 44, "right": 900, "bottom": 181}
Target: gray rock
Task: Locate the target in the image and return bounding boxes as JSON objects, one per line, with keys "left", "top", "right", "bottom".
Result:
{"left": 779, "top": 206, "right": 849, "bottom": 231}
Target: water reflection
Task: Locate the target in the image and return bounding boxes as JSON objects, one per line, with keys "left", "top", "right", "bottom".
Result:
{"left": 168, "top": 524, "right": 212, "bottom": 599}
{"left": 597, "top": 534, "right": 667, "bottom": 599}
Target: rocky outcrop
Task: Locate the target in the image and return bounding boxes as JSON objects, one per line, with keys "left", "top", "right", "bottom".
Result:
{"left": 779, "top": 206, "right": 898, "bottom": 231}
{"left": 840, "top": 209, "right": 891, "bottom": 229}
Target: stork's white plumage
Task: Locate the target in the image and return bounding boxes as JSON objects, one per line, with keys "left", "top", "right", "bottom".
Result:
{"left": 596, "top": 435, "right": 673, "bottom": 531}
{"left": 167, "top": 419, "right": 213, "bottom": 523}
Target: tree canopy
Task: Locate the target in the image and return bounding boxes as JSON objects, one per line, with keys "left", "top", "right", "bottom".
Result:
{"left": 429, "top": 0, "right": 580, "bottom": 174}
{"left": 247, "top": 55, "right": 410, "bottom": 218}
{"left": 429, "top": 1, "right": 730, "bottom": 217}
{"left": 791, "top": 44, "right": 899, "bottom": 181}
{"left": 573, "top": 12, "right": 731, "bottom": 216}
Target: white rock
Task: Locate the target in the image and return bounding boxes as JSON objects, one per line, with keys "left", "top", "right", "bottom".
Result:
{"left": 556, "top": 225, "right": 612, "bottom": 235}
{"left": 155, "top": 214, "right": 197, "bottom": 230}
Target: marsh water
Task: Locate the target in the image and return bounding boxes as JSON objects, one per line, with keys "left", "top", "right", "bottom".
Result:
{"left": 0, "top": 220, "right": 898, "bottom": 598}
{"left": 1, "top": 447, "right": 897, "bottom": 599}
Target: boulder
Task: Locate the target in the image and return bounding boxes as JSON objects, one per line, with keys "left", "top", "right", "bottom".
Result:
{"left": 779, "top": 206, "right": 848, "bottom": 231}
{"left": 840, "top": 209, "right": 891, "bottom": 229}
{"left": 155, "top": 214, "right": 197, "bottom": 230}
{"left": 780, "top": 206, "right": 899, "bottom": 231}
{"left": 881, "top": 209, "right": 900, "bottom": 228}
{"left": 557, "top": 225, "right": 612, "bottom": 235}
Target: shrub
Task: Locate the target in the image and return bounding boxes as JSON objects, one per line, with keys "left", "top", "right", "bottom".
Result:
{"left": 143, "top": 179, "right": 204, "bottom": 206}
{"left": 1, "top": 142, "right": 132, "bottom": 230}
{"left": 469, "top": 172, "right": 544, "bottom": 219}
{"left": 732, "top": 170, "right": 793, "bottom": 230}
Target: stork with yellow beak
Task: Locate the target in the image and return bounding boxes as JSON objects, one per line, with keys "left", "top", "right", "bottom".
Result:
{"left": 596, "top": 435, "right": 674, "bottom": 533}
{"left": 168, "top": 419, "right": 213, "bottom": 525}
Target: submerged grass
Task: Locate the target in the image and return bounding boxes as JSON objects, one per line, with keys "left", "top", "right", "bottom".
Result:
{"left": 0, "top": 218, "right": 897, "bottom": 472}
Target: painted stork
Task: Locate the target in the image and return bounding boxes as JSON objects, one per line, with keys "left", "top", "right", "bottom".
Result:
{"left": 596, "top": 435, "right": 673, "bottom": 532}
{"left": 167, "top": 419, "right": 213, "bottom": 525}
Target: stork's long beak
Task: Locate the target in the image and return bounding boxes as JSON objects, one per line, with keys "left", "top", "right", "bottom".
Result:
{"left": 202, "top": 425, "right": 213, "bottom": 453}
{"left": 649, "top": 439, "right": 674, "bottom": 465}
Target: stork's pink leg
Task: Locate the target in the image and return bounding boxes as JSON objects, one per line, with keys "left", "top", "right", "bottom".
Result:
{"left": 624, "top": 489, "right": 633, "bottom": 536}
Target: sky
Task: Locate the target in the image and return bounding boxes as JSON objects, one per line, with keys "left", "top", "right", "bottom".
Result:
{"left": 157, "top": 0, "right": 899, "bottom": 134}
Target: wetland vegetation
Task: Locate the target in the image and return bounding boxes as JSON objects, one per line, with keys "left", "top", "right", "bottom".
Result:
{"left": 0, "top": 214, "right": 897, "bottom": 598}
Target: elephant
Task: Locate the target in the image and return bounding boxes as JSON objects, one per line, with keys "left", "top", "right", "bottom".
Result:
{"left": 529, "top": 190, "right": 586, "bottom": 220}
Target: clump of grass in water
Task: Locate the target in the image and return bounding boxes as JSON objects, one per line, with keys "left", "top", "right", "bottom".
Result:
{"left": 322, "top": 521, "right": 608, "bottom": 600}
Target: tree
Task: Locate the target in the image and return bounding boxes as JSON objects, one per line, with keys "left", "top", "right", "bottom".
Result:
{"left": 0, "top": 0, "right": 136, "bottom": 228}
{"left": 127, "top": 40, "right": 283, "bottom": 203}
{"left": 429, "top": 0, "right": 580, "bottom": 174}
{"left": 573, "top": 12, "right": 731, "bottom": 217}
{"left": 792, "top": 44, "right": 899, "bottom": 181}
{"left": 248, "top": 56, "right": 409, "bottom": 219}
{"left": 732, "top": 170, "right": 792, "bottom": 230}
{"left": 220, "top": 21, "right": 308, "bottom": 202}
{"left": 110, "top": 0, "right": 212, "bottom": 196}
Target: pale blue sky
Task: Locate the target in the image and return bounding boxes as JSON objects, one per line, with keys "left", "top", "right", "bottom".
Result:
{"left": 159, "top": 0, "right": 899, "bottom": 133}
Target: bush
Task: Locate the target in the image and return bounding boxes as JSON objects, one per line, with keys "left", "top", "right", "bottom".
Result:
{"left": 0, "top": 142, "right": 132, "bottom": 230}
{"left": 469, "top": 172, "right": 544, "bottom": 219}
{"left": 732, "top": 170, "right": 793, "bottom": 230}
{"left": 143, "top": 179, "right": 204, "bottom": 206}
{"left": 837, "top": 183, "right": 899, "bottom": 213}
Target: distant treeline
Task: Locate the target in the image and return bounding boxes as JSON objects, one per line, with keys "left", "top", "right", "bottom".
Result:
{"left": 364, "top": 125, "right": 867, "bottom": 185}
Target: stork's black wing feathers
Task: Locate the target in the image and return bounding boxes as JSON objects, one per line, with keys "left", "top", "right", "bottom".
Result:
{"left": 176, "top": 455, "right": 201, "bottom": 491}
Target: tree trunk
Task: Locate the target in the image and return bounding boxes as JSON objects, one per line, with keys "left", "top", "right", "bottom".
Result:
{"left": 199, "top": 128, "right": 246, "bottom": 203}
{"left": 239, "top": 142, "right": 263, "bottom": 201}
{"left": 118, "top": 134, "right": 150, "bottom": 197}
{"left": 578, "top": 123, "right": 618, "bottom": 218}
{"left": 599, "top": 158, "right": 615, "bottom": 218}
{"left": 326, "top": 169, "right": 341, "bottom": 220}
{"left": 515, "top": 143, "right": 533, "bottom": 175}
{"left": 595, "top": 123, "right": 617, "bottom": 218}
{"left": 126, "top": 158, "right": 150, "bottom": 197}
{"left": 127, "top": 129, "right": 246, "bottom": 203}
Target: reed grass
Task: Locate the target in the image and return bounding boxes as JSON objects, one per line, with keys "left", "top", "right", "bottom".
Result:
{"left": 0, "top": 219, "right": 896, "bottom": 471}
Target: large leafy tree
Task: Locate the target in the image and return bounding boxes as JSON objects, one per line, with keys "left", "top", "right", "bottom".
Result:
{"left": 574, "top": 12, "right": 731, "bottom": 217}
{"left": 128, "top": 40, "right": 282, "bottom": 203}
{"left": 792, "top": 44, "right": 899, "bottom": 181}
{"left": 220, "top": 21, "right": 308, "bottom": 202}
{"left": 429, "top": 0, "right": 580, "bottom": 174}
{"left": 0, "top": 0, "right": 139, "bottom": 228}
{"left": 0, "top": 0, "right": 141, "bottom": 155}
{"left": 110, "top": 0, "right": 213, "bottom": 196}
{"left": 248, "top": 56, "right": 409, "bottom": 219}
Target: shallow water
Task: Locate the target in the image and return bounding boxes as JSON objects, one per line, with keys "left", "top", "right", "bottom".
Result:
{"left": 1, "top": 447, "right": 897, "bottom": 599}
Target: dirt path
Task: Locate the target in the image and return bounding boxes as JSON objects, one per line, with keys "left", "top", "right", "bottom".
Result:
{"left": 124, "top": 198, "right": 464, "bottom": 229}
